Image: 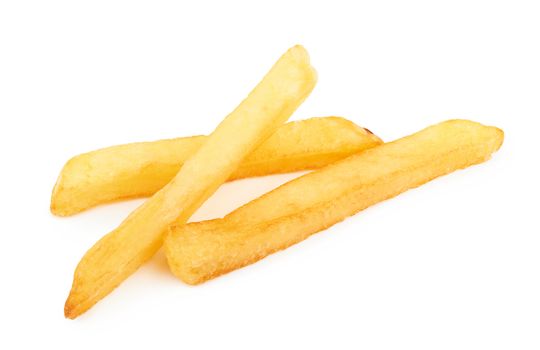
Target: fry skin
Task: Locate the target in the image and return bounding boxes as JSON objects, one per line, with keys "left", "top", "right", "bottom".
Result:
{"left": 64, "top": 45, "right": 317, "bottom": 318}
{"left": 164, "top": 120, "right": 504, "bottom": 285}
{"left": 51, "top": 117, "right": 382, "bottom": 216}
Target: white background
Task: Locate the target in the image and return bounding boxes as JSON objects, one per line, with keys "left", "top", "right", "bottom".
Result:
{"left": 1, "top": 1, "right": 539, "bottom": 349}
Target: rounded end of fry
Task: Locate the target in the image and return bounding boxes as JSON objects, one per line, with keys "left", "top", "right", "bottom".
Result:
{"left": 284, "top": 44, "right": 318, "bottom": 94}
{"left": 50, "top": 172, "right": 66, "bottom": 216}
{"left": 445, "top": 119, "right": 504, "bottom": 153}
{"left": 50, "top": 199, "right": 71, "bottom": 217}
{"left": 64, "top": 293, "right": 79, "bottom": 319}
{"left": 64, "top": 278, "right": 92, "bottom": 319}
{"left": 492, "top": 126, "right": 505, "bottom": 151}
{"left": 64, "top": 304, "right": 76, "bottom": 319}
{"left": 64, "top": 264, "right": 100, "bottom": 319}
{"left": 64, "top": 285, "right": 94, "bottom": 319}
{"left": 288, "top": 45, "right": 310, "bottom": 62}
{"left": 339, "top": 118, "right": 383, "bottom": 145}
{"left": 50, "top": 156, "right": 84, "bottom": 217}
{"left": 164, "top": 223, "right": 219, "bottom": 285}
{"left": 366, "top": 129, "right": 383, "bottom": 145}
{"left": 322, "top": 116, "right": 384, "bottom": 147}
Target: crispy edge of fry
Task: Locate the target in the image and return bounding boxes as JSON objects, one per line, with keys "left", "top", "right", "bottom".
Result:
{"left": 50, "top": 117, "right": 382, "bottom": 216}
{"left": 64, "top": 45, "right": 317, "bottom": 318}
{"left": 164, "top": 119, "right": 504, "bottom": 285}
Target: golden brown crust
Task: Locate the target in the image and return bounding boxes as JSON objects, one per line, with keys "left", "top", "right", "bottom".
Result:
{"left": 64, "top": 45, "right": 318, "bottom": 318}
{"left": 51, "top": 117, "right": 382, "bottom": 216}
{"left": 164, "top": 119, "right": 504, "bottom": 285}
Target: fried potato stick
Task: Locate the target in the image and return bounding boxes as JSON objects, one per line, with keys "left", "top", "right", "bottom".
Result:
{"left": 64, "top": 45, "right": 317, "bottom": 318}
{"left": 164, "top": 120, "right": 504, "bottom": 285}
{"left": 51, "top": 117, "right": 382, "bottom": 216}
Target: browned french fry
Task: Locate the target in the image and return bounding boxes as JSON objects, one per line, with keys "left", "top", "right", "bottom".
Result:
{"left": 164, "top": 119, "right": 504, "bottom": 285}
{"left": 64, "top": 45, "right": 317, "bottom": 318}
{"left": 51, "top": 117, "right": 382, "bottom": 216}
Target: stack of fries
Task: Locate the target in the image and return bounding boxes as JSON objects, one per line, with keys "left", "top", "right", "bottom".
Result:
{"left": 51, "top": 45, "right": 503, "bottom": 318}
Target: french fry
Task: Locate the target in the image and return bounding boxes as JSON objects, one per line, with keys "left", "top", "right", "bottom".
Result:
{"left": 64, "top": 45, "right": 317, "bottom": 318}
{"left": 164, "top": 120, "right": 504, "bottom": 285}
{"left": 51, "top": 117, "right": 382, "bottom": 216}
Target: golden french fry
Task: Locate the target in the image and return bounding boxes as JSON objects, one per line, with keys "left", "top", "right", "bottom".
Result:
{"left": 64, "top": 45, "right": 317, "bottom": 318}
{"left": 51, "top": 117, "right": 382, "bottom": 216}
{"left": 164, "top": 119, "right": 504, "bottom": 285}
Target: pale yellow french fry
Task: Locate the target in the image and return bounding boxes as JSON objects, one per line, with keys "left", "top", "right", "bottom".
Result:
{"left": 64, "top": 45, "right": 317, "bottom": 318}
{"left": 51, "top": 117, "right": 382, "bottom": 216}
{"left": 164, "top": 120, "right": 504, "bottom": 285}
